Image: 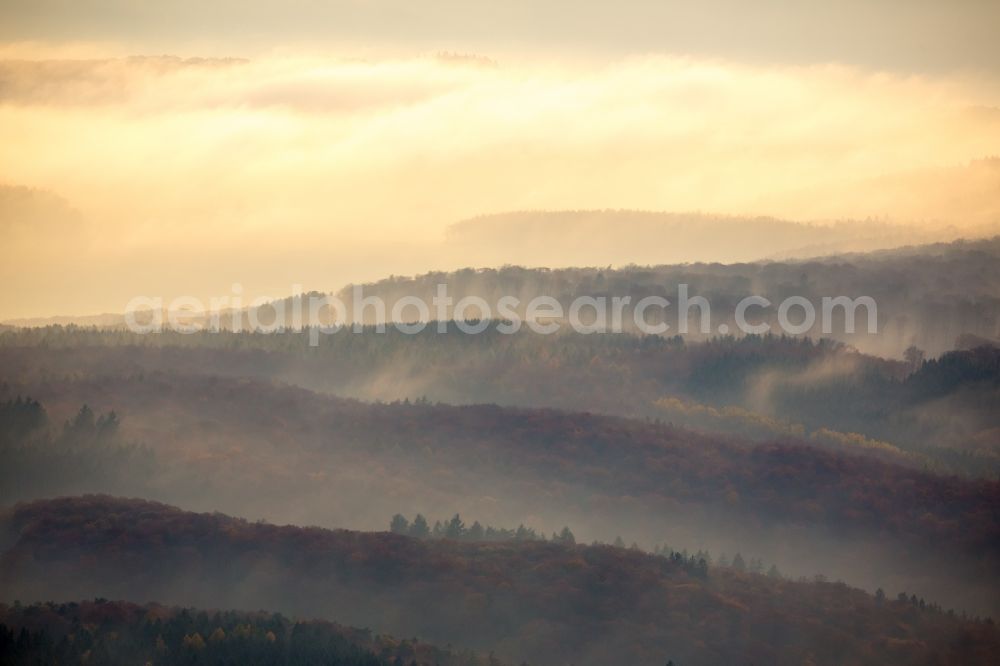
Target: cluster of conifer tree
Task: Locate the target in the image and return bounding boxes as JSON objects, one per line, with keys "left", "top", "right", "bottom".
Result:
{"left": 0, "top": 600, "right": 494, "bottom": 666}
{"left": 0, "top": 398, "right": 153, "bottom": 503}
{"left": 389, "top": 513, "right": 572, "bottom": 544}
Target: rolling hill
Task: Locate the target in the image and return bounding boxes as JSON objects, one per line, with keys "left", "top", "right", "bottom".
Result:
{"left": 2, "top": 496, "right": 998, "bottom": 666}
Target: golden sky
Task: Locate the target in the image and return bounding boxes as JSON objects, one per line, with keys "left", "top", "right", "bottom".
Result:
{"left": 2, "top": 2, "right": 1000, "bottom": 318}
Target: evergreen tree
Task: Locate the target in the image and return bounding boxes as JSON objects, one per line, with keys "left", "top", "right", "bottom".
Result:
{"left": 696, "top": 558, "right": 709, "bottom": 579}
{"left": 409, "top": 514, "right": 430, "bottom": 538}
{"left": 390, "top": 514, "right": 410, "bottom": 534}
{"left": 732, "top": 553, "right": 746, "bottom": 571}
{"left": 555, "top": 526, "right": 576, "bottom": 545}
{"left": 445, "top": 513, "right": 466, "bottom": 539}
{"left": 96, "top": 411, "right": 120, "bottom": 439}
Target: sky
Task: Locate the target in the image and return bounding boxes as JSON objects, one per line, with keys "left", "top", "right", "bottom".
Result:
{"left": 2, "top": 1, "right": 1000, "bottom": 318}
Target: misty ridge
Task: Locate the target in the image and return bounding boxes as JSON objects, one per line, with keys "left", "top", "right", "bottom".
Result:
{"left": 1, "top": 340, "right": 999, "bottom": 618}
{"left": 3, "top": 496, "right": 999, "bottom": 666}
{"left": 4, "top": 4, "right": 1000, "bottom": 662}
{"left": 325, "top": 234, "right": 1000, "bottom": 358}
{"left": 3, "top": 324, "right": 998, "bottom": 476}
{"left": 0, "top": 597, "right": 500, "bottom": 666}
{"left": 8, "top": 233, "right": 1000, "bottom": 359}
{"left": 444, "top": 206, "right": 1000, "bottom": 265}
{"left": 2, "top": 233, "right": 1000, "bottom": 664}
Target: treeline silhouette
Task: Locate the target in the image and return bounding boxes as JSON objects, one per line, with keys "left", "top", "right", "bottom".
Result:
{"left": 1, "top": 378, "right": 998, "bottom": 606}
{"left": 388, "top": 513, "right": 800, "bottom": 582}
{"left": 0, "top": 398, "right": 153, "bottom": 503}
{"left": 3, "top": 328, "right": 997, "bottom": 475}
{"left": 2, "top": 496, "right": 997, "bottom": 666}
{"left": 0, "top": 599, "right": 499, "bottom": 666}
{"left": 332, "top": 236, "right": 1000, "bottom": 356}
{"left": 390, "top": 512, "right": 559, "bottom": 544}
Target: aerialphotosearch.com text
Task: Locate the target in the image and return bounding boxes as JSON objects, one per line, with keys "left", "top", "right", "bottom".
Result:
{"left": 124, "top": 283, "right": 878, "bottom": 345}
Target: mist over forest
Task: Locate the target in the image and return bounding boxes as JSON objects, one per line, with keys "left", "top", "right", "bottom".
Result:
{"left": 4, "top": 2, "right": 1000, "bottom": 663}
{"left": 4, "top": 227, "right": 1000, "bottom": 666}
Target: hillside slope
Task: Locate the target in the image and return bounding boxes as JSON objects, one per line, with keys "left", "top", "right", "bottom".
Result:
{"left": 0, "top": 598, "right": 498, "bottom": 665}
{"left": 1, "top": 367, "right": 998, "bottom": 615}
{"left": 1, "top": 496, "right": 997, "bottom": 666}
{"left": 3, "top": 331, "right": 998, "bottom": 476}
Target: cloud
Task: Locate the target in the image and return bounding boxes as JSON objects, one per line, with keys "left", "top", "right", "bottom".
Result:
{"left": 0, "top": 47, "right": 999, "bottom": 317}
{"left": 0, "top": 56, "right": 248, "bottom": 106}
{"left": 2, "top": 1, "right": 998, "bottom": 73}
{"left": 0, "top": 183, "right": 83, "bottom": 232}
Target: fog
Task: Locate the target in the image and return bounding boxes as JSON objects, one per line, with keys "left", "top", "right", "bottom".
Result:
{"left": 2, "top": 340, "right": 997, "bottom": 619}
{"left": 2, "top": 47, "right": 999, "bottom": 319}
{"left": 2, "top": 1, "right": 999, "bottom": 75}
{"left": 3, "top": 4, "right": 1000, "bottom": 664}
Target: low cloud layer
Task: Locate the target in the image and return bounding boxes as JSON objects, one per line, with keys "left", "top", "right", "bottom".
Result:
{"left": 1, "top": 46, "right": 999, "bottom": 317}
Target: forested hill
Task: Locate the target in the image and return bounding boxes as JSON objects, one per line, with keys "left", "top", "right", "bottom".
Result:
{"left": 2, "top": 330, "right": 998, "bottom": 476}
{"left": 5, "top": 236, "right": 999, "bottom": 358}
{"left": 1, "top": 375, "right": 997, "bottom": 567}
{"left": 0, "top": 598, "right": 498, "bottom": 666}
{"left": 2, "top": 496, "right": 998, "bottom": 666}
{"left": 443, "top": 211, "right": 955, "bottom": 266}
{"left": 330, "top": 236, "right": 1000, "bottom": 356}
{"left": 2, "top": 357, "right": 999, "bottom": 616}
